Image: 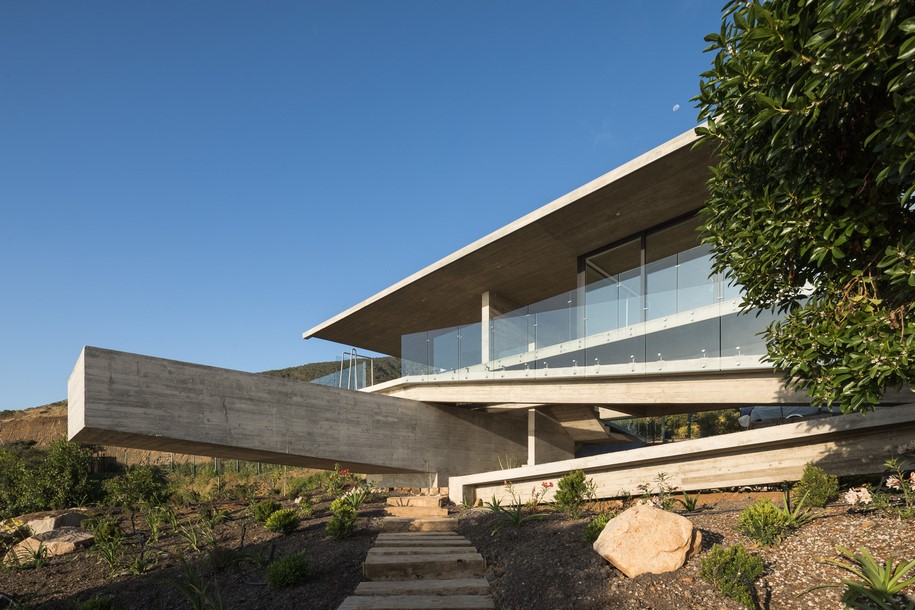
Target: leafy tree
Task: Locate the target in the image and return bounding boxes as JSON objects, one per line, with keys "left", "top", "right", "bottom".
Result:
{"left": 696, "top": 0, "right": 915, "bottom": 412}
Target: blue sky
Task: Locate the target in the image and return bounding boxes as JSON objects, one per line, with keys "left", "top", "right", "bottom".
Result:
{"left": 0, "top": 1, "right": 724, "bottom": 410}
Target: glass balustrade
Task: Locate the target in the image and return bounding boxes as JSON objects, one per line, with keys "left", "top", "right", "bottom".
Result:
{"left": 400, "top": 240, "right": 779, "bottom": 380}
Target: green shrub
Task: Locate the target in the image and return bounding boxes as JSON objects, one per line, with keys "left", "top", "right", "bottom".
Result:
{"left": 250, "top": 499, "right": 282, "bottom": 524}
{"left": 326, "top": 499, "right": 357, "bottom": 540}
{"left": 738, "top": 492, "right": 814, "bottom": 546}
{"left": 700, "top": 543, "right": 764, "bottom": 608}
{"left": 103, "top": 465, "right": 169, "bottom": 509}
{"left": 554, "top": 470, "right": 595, "bottom": 518}
{"left": 582, "top": 513, "right": 614, "bottom": 544}
{"left": 264, "top": 508, "right": 299, "bottom": 535}
{"left": 287, "top": 474, "right": 323, "bottom": 500}
{"left": 76, "top": 595, "right": 117, "bottom": 610}
{"left": 792, "top": 464, "right": 839, "bottom": 508}
{"left": 84, "top": 517, "right": 123, "bottom": 543}
{"left": 37, "top": 441, "right": 97, "bottom": 510}
{"left": 737, "top": 499, "right": 790, "bottom": 546}
{"left": 266, "top": 552, "right": 311, "bottom": 588}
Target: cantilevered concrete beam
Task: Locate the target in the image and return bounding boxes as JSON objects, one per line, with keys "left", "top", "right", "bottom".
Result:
{"left": 369, "top": 370, "right": 809, "bottom": 412}
{"left": 68, "top": 347, "right": 526, "bottom": 480}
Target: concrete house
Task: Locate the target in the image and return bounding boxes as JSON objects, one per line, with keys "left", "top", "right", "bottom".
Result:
{"left": 68, "top": 128, "right": 915, "bottom": 503}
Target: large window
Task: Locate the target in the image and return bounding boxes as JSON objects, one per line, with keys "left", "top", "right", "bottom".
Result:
{"left": 584, "top": 215, "right": 720, "bottom": 330}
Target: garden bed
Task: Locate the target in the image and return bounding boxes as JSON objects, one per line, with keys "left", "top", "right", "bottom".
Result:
{"left": 2, "top": 492, "right": 914, "bottom": 609}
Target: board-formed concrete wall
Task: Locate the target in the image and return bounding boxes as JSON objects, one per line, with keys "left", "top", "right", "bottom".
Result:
{"left": 68, "top": 347, "right": 527, "bottom": 482}
{"left": 449, "top": 403, "right": 915, "bottom": 504}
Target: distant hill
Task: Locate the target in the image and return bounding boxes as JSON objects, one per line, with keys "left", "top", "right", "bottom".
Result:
{"left": 1, "top": 356, "right": 404, "bottom": 451}
{"left": 261, "top": 356, "right": 402, "bottom": 386}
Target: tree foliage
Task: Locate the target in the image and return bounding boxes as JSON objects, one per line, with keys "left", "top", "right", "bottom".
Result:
{"left": 0, "top": 440, "right": 97, "bottom": 518}
{"left": 696, "top": 0, "right": 915, "bottom": 412}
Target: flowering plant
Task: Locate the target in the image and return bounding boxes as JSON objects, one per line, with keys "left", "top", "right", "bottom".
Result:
{"left": 527, "top": 481, "right": 554, "bottom": 507}
{"left": 883, "top": 456, "right": 915, "bottom": 513}
{"left": 844, "top": 487, "right": 873, "bottom": 506}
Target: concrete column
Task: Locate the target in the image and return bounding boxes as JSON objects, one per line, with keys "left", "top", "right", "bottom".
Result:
{"left": 527, "top": 407, "right": 576, "bottom": 466}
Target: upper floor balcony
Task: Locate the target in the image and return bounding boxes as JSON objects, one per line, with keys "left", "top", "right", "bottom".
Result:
{"left": 400, "top": 242, "right": 779, "bottom": 384}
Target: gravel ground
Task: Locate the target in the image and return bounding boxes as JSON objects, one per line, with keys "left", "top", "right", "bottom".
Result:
{"left": 458, "top": 491, "right": 915, "bottom": 610}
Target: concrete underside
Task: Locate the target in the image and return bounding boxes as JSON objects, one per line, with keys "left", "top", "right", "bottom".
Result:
{"left": 68, "top": 347, "right": 527, "bottom": 480}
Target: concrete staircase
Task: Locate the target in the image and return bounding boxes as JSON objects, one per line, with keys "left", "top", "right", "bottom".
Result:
{"left": 337, "top": 497, "right": 495, "bottom": 610}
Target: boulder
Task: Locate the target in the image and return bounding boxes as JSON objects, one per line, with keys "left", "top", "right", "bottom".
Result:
{"left": 6, "top": 526, "right": 94, "bottom": 563}
{"left": 26, "top": 511, "right": 88, "bottom": 535}
{"left": 593, "top": 504, "right": 701, "bottom": 578}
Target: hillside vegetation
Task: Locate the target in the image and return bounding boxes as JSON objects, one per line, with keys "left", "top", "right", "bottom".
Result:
{"left": 261, "top": 355, "right": 401, "bottom": 386}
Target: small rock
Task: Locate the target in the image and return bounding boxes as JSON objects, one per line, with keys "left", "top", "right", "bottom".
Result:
{"left": 22, "top": 511, "right": 87, "bottom": 535}
{"left": 7, "top": 526, "right": 94, "bottom": 562}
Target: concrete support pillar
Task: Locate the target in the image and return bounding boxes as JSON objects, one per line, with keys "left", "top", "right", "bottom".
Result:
{"left": 527, "top": 407, "right": 576, "bottom": 466}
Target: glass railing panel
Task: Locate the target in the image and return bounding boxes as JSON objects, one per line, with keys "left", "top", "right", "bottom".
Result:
{"left": 531, "top": 291, "right": 577, "bottom": 350}
{"left": 491, "top": 307, "right": 531, "bottom": 361}
{"left": 458, "top": 322, "right": 483, "bottom": 369}
{"left": 646, "top": 253, "right": 678, "bottom": 320}
{"left": 677, "top": 244, "right": 717, "bottom": 312}
{"left": 584, "top": 275, "right": 621, "bottom": 335}
{"left": 541, "top": 350, "right": 586, "bottom": 372}
{"left": 429, "top": 325, "right": 460, "bottom": 373}
{"left": 722, "top": 275, "right": 743, "bottom": 302}
{"left": 618, "top": 267, "right": 642, "bottom": 327}
{"left": 585, "top": 334, "right": 647, "bottom": 367}
{"left": 401, "top": 330, "right": 430, "bottom": 376}
{"left": 720, "top": 309, "right": 778, "bottom": 357}
{"left": 645, "top": 318, "right": 721, "bottom": 364}
{"left": 310, "top": 364, "right": 366, "bottom": 389}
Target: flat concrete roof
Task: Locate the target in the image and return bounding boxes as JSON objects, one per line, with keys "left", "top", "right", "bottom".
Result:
{"left": 303, "top": 128, "right": 714, "bottom": 357}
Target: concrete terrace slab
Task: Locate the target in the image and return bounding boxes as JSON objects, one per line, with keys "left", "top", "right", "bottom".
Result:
{"left": 67, "top": 346, "right": 526, "bottom": 478}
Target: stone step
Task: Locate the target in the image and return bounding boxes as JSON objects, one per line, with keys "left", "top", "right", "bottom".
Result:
{"left": 338, "top": 595, "right": 495, "bottom": 609}
{"left": 386, "top": 495, "right": 447, "bottom": 508}
{"left": 376, "top": 532, "right": 464, "bottom": 539}
{"left": 385, "top": 505, "right": 450, "bottom": 518}
{"left": 368, "top": 546, "right": 475, "bottom": 556}
{"left": 374, "top": 539, "right": 472, "bottom": 548}
{"left": 353, "top": 578, "right": 491, "bottom": 597}
{"left": 382, "top": 517, "right": 458, "bottom": 533}
{"left": 363, "top": 552, "right": 486, "bottom": 580}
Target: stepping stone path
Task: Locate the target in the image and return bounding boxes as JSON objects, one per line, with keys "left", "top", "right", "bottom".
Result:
{"left": 338, "top": 496, "right": 496, "bottom": 610}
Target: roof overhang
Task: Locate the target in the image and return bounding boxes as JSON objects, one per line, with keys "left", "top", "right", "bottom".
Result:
{"left": 303, "top": 128, "right": 714, "bottom": 356}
